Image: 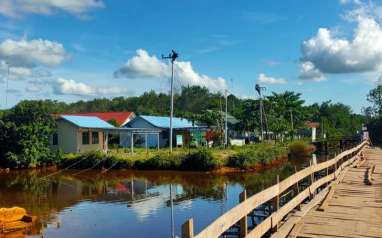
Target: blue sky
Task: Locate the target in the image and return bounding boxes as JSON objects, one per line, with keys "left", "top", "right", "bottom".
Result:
{"left": 0, "top": 0, "right": 381, "bottom": 113}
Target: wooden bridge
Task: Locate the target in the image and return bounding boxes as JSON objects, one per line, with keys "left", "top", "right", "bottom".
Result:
{"left": 181, "top": 140, "right": 382, "bottom": 238}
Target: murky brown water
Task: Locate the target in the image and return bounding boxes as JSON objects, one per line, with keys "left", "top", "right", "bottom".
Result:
{"left": 0, "top": 164, "right": 300, "bottom": 238}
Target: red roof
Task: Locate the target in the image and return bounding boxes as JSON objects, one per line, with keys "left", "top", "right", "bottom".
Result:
{"left": 305, "top": 121, "right": 320, "bottom": 128}
{"left": 62, "top": 112, "right": 134, "bottom": 126}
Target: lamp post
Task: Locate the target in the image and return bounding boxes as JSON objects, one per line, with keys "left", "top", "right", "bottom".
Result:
{"left": 255, "top": 84, "right": 266, "bottom": 141}
{"left": 224, "top": 89, "right": 228, "bottom": 148}
{"left": 289, "top": 109, "right": 294, "bottom": 139}
{"left": 162, "top": 50, "right": 178, "bottom": 153}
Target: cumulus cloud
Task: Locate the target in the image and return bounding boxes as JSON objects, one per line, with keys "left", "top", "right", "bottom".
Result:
{"left": 0, "top": 0, "right": 104, "bottom": 18}
{"left": 0, "top": 60, "right": 32, "bottom": 80}
{"left": 299, "top": 1, "right": 382, "bottom": 80}
{"left": 298, "top": 62, "right": 325, "bottom": 81}
{"left": 0, "top": 39, "right": 67, "bottom": 67}
{"left": 52, "top": 78, "right": 131, "bottom": 97}
{"left": 114, "top": 49, "right": 227, "bottom": 92}
{"left": 257, "top": 73, "right": 286, "bottom": 84}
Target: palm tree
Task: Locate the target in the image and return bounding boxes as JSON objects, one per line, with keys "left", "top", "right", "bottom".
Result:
{"left": 266, "top": 91, "right": 307, "bottom": 139}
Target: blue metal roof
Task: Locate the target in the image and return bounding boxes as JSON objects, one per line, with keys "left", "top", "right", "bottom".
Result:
{"left": 60, "top": 115, "right": 115, "bottom": 129}
{"left": 140, "top": 115, "right": 196, "bottom": 129}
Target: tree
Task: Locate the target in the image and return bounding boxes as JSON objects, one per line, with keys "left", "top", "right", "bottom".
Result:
{"left": 266, "top": 91, "right": 307, "bottom": 138}
{"left": 365, "top": 86, "right": 382, "bottom": 144}
{"left": 0, "top": 100, "right": 58, "bottom": 167}
{"left": 366, "top": 85, "right": 382, "bottom": 117}
{"left": 311, "top": 101, "right": 363, "bottom": 139}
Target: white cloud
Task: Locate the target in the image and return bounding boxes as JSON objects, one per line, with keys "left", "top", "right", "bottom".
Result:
{"left": 114, "top": 49, "right": 227, "bottom": 92}
{"left": 52, "top": 78, "right": 131, "bottom": 97}
{"left": 339, "top": 0, "right": 361, "bottom": 5}
{"left": 298, "top": 61, "right": 325, "bottom": 81}
{"left": 257, "top": 73, "right": 286, "bottom": 84}
{"left": 300, "top": 1, "right": 382, "bottom": 80}
{"left": 114, "top": 49, "right": 168, "bottom": 79}
{"left": 0, "top": 60, "right": 33, "bottom": 80}
{"left": 0, "top": 39, "right": 67, "bottom": 67}
{"left": 53, "top": 78, "right": 93, "bottom": 96}
{"left": 0, "top": 0, "right": 103, "bottom": 18}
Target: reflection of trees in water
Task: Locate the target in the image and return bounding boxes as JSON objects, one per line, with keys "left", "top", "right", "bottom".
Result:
{"left": 0, "top": 163, "right": 295, "bottom": 236}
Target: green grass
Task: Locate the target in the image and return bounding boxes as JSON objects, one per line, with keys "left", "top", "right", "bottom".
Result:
{"left": 61, "top": 142, "right": 293, "bottom": 171}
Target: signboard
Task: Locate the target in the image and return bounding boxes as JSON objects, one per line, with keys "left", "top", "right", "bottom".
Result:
{"left": 176, "top": 135, "right": 183, "bottom": 146}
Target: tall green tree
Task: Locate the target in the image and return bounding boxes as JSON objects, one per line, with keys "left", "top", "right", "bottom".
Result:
{"left": 366, "top": 85, "right": 382, "bottom": 117}
{"left": 266, "top": 91, "right": 307, "bottom": 138}
{"left": 0, "top": 100, "right": 58, "bottom": 167}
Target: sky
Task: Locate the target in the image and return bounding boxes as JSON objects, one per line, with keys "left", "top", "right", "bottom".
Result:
{"left": 0, "top": 0, "right": 382, "bottom": 113}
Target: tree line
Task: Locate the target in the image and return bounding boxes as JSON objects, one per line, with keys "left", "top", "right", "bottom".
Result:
{"left": 0, "top": 85, "right": 368, "bottom": 167}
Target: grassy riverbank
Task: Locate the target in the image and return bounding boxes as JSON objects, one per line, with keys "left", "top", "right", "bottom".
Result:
{"left": 59, "top": 141, "right": 313, "bottom": 171}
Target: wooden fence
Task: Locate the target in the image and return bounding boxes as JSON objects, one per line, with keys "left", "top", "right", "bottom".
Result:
{"left": 181, "top": 140, "right": 369, "bottom": 238}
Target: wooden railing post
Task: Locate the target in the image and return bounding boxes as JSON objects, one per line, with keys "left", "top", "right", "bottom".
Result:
{"left": 182, "top": 218, "right": 194, "bottom": 238}
{"left": 309, "top": 160, "right": 315, "bottom": 199}
{"left": 293, "top": 166, "right": 301, "bottom": 210}
{"left": 239, "top": 190, "right": 247, "bottom": 238}
{"left": 272, "top": 175, "right": 280, "bottom": 232}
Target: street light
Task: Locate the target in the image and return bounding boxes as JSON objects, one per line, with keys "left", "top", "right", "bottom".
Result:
{"left": 255, "top": 83, "right": 266, "bottom": 141}
{"left": 224, "top": 89, "right": 228, "bottom": 148}
{"left": 162, "top": 50, "right": 178, "bottom": 153}
{"left": 289, "top": 109, "right": 294, "bottom": 139}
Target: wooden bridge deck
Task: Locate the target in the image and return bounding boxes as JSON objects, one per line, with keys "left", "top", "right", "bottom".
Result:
{"left": 288, "top": 147, "right": 382, "bottom": 238}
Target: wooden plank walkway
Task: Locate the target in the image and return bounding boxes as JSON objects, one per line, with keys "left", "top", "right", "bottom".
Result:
{"left": 288, "top": 147, "right": 382, "bottom": 238}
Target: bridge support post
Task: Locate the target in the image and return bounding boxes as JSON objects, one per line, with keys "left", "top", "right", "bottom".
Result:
{"left": 239, "top": 190, "right": 247, "bottom": 238}
{"left": 182, "top": 218, "right": 194, "bottom": 238}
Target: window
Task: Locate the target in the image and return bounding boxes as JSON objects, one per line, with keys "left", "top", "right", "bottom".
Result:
{"left": 92, "top": 131, "right": 99, "bottom": 144}
{"left": 52, "top": 133, "right": 58, "bottom": 145}
{"left": 82, "top": 132, "right": 89, "bottom": 145}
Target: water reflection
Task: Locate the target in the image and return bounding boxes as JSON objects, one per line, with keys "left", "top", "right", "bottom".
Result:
{"left": 0, "top": 165, "right": 295, "bottom": 238}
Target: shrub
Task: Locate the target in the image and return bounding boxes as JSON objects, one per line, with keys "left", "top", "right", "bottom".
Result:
{"left": 108, "top": 153, "right": 135, "bottom": 169}
{"left": 181, "top": 148, "right": 221, "bottom": 171}
{"left": 134, "top": 153, "right": 184, "bottom": 170}
{"left": 288, "top": 140, "right": 315, "bottom": 158}
{"left": 228, "top": 143, "right": 287, "bottom": 169}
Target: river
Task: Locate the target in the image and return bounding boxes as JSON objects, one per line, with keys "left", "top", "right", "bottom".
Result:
{"left": 0, "top": 150, "right": 341, "bottom": 238}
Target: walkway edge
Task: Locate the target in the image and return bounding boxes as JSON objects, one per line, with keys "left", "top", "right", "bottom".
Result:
{"left": 270, "top": 153, "right": 360, "bottom": 238}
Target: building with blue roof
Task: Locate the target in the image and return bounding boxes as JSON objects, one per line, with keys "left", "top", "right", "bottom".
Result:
{"left": 52, "top": 115, "right": 116, "bottom": 153}
{"left": 121, "top": 115, "right": 207, "bottom": 148}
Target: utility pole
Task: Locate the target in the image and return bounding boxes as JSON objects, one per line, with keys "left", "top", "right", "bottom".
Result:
{"left": 162, "top": 50, "right": 178, "bottom": 153}
{"left": 225, "top": 89, "right": 228, "bottom": 147}
{"left": 255, "top": 84, "right": 266, "bottom": 141}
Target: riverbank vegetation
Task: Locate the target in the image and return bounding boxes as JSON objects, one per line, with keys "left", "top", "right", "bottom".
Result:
{"left": 59, "top": 142, "right": 299, "bottom": 171}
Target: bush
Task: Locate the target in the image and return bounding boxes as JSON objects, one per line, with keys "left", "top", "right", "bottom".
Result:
{"left": 288, "top": 140, "right": 315, "bottom": 158}
{"left": 228, "top": 143, "right": 287, "bottom": 169}
{"left": 108, "top": 153, "right": 134, "bottom": 169}
{"left": 181, "top": 149, "right": 221, "bottom": 171}
{"left": 134, "top": 153, "right": 184, "bottom": 170}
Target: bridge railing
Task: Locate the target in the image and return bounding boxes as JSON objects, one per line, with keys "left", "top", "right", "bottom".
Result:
{"left": 181, "top": 140, "right": 369, "bottom": 238}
